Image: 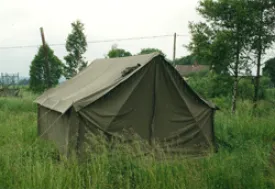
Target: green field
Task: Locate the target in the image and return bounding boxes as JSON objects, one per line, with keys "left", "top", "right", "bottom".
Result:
{"left": 0, "top": 94, "right": 275, "bottom": 189}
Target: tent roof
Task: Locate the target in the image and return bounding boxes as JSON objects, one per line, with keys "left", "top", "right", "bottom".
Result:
{"left": 35, "top": 52, "right": 161, "bottom": 113}
{"left": 35, "top": 52, "right": 217, "bottom": 114}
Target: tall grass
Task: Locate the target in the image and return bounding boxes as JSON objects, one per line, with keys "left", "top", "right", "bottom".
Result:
{"left": 0, "top": 95, "right": 275, "bottom": 188}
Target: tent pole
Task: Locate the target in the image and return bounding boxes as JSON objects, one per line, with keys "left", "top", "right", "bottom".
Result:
{"left": 40, "top": 27, "right": 51, "bottom": 89}
{"left": 173, "top": 33, "right": 177, "bottom": 66}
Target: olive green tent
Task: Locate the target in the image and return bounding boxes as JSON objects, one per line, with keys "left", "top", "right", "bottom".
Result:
{"left": 35, "top": 52, "right": 218, "bottom": 157}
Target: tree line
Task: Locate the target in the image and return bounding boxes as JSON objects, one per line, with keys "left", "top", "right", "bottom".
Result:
{"left": 188, "top": 0, "right": 275, "bottom": 113}
{"left": 29, "top": 1, "right": 275, "bottom": 114}
{"left": 29, "top": 20, "right": 166, "bottom": 93}
{"left": 29, "top": 20, "right": 87, "bottom": 92}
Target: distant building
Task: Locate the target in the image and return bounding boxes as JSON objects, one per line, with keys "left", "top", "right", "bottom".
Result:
{"left": 175, "top": 61, "right": 210, "bottom": 77}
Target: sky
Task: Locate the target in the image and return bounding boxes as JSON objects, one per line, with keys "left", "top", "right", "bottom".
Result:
{"left": 0, "top": 0, "right": 203, "bottom": 77}
{"left": 0, "top": 0, "right": 273, "bottom": 77}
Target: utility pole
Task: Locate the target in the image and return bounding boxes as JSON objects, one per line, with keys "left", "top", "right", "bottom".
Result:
{"left": 173, "top": 33, "right": 177, "bottom": 66}
{"left": 40, "top": 27, "right": 51, "bottom": 88}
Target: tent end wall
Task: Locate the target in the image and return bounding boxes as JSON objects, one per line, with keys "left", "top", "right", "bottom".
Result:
{"left": 76, "top": 56, "right": 218, "bottom": 156}
{"left": 37, "top": 105, "right": 72, "bottom": 157}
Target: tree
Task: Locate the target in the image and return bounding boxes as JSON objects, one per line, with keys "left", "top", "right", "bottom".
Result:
{"left": 187, "top": 70, "right": 233, "bottom": 99}
{"left": 175, "top": 54, "right": 197, "bottom": 65}
{"left": 190, "top": 0, "right": 254, "bottom": 113}
{"left": 138, "top": 48, "right": 165, "bottom": 56}
{"left": 29, "top": 45, "right": 63, "bottom": 93}
{"left": 247, "top": 0, "right": 275, "bottom": 109}
{"left": 64, "top": 20, "right": 88, "bottom": 79}
{"left": 188, "top": 22, "right": 239, "bottom": 74}
{"left": 263, "top": 57, "right": 275, "bottom": 86}
{"left": 188, "top": 23, "right": 234, "bottom": 74}
{"left": 107, "top": 45, "right": 132, "bottom": 58}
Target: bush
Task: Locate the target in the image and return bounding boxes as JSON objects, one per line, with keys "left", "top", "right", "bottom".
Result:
{"left": 188, "top": 72, "right": 271, "bottom": 102}
{"left": 239, "top": 76, "right": 271, "bottom": 101}
{"left": 238, "top": 78, "right": 254, "bottom": 101}
{"left": 187, "top": 71, "right": 233, "bottom": 99}
{"left": 266, "top": 89, "right": 275, "bottom": 102}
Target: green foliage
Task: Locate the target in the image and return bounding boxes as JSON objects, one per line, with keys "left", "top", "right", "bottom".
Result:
{"left": 189, "top": 0, "right": 253, "bottom": 75}
{"left": 175, "top": 54, "right": 197, "bottom": 65}
{"left": 188, "top": 23, "right": 232, "bottom": 73}
{"left": 64, "top": 20, "right": 88, "bottom": 79}
{"left": 238, "top": 78, "right": 254, "bottom": 101}
{"left": 190, "top": 0, "right": 274, "bottom": 113}
{"left": 188, "top": 71, "right": 271, "bottom": 101}
{"left": 0, "top": 98, "right": 36, "bottom": 113}
{"left": 258, "top": 76, "right": 272, "bottom": 99}
{"left": 0, "top": 96, "right": 275, "bottom": 188}
{"left": 138, "top": 48, "right": 165, "bottom": 56}
{"left": 107, "top": 48, "right": 132, "bottom": 58}
{"left": 239, "top": 76, "right": 271, "bottom": 101}
{"left": 187, "top": 71, "right": 233, "bottom": 98}
{"left": 263, "top": 57, "right": 275, "bottom": 86}
{"left": 246, "top": 0, "right": 275, "bottom": 106}
{"left": 248, "top": 0, "right": 275, "bottom": 55}
{"left": 266, "top": 89, "right": 275, "bottom": 102}
{"left": 29, "top": 45, "right": 63, "bottom": 93}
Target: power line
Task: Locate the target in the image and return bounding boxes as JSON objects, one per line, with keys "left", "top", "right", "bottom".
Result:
{"left": 177, "top": 34, "right": 190, "bottom": 37}
{"left": 0, "top": 34, "right": 189, "bottom": 50}
{"left": 51, "top": 34, "right": 174, "bottom": 47}
{"left": 0, "top": 44, "right": 40, "bottom": 50}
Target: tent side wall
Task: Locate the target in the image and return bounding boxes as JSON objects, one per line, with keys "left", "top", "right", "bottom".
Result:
{"left": 37, "top": 105, "right": 72, "bottom": 156}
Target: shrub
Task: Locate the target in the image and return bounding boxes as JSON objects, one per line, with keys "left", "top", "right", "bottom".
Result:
{"left": 187, "top": 71, "right": 233, "bottom": 98}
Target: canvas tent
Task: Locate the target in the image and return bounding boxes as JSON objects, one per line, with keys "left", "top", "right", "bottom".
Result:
{"left": 35, "top": 52, "right": 218, "bottom": 157}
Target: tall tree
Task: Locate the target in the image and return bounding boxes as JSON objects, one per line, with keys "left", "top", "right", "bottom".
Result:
{"left": 29, "top": 45, "right": 63, "bottom": 93}
{"left": 138, "top": 48, "right": 165, "bottom": 56}
{"left": 64, "top": 20, "right": 88, "bottom": 79}
{"left": 188, "top": 23, "right": 234, "bottom": 74}
{"left": 190, "top": 0, "right": 253, "bottom": 113}
{"left": 107, "top": 45, "right": 132, "bottom": 58}
{"left": 248, "top": 0, "right": 275, "bottom": 109}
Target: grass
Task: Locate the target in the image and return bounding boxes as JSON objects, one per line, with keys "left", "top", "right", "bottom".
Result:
{"left": 0, "top": 94, "right": 275, "bottom": 188}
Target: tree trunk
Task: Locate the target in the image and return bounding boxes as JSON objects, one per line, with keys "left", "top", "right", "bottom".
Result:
{"left": 253, "top": 8, "right": 264, "bottom": 111}
{"left": 231, "top": 30, "right": 240, "bottom": 114}
{"left": 231, "top": 64, "right": 239, "bottom": 114}
{"left": 253, "top": 48, "right": 262, "bottom": 110}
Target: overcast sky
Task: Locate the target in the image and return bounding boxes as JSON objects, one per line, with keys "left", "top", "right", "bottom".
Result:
{"left": 0, "top": 0, "right": 204, "bottom": 77}
{"left": 1, "top": 0, "right": 273, "bottom": 77}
